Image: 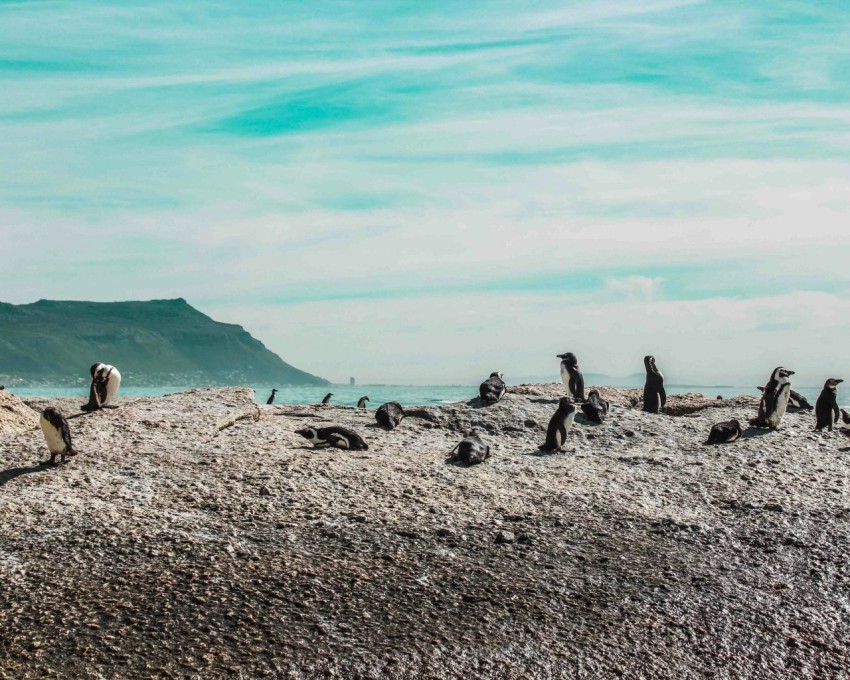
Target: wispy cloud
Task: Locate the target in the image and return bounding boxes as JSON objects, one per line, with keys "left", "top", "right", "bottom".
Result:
{"left": 1, "top": 1, "right": 848, "bottom": 381}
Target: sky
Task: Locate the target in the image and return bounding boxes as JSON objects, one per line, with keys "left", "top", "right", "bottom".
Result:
{"left": 1, "top": 0, "right": 849, "bottom": 385}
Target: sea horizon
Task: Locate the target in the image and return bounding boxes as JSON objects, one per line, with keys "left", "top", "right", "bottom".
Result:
{"left": 6, "top": 382, "right": 845, "bottom": 409}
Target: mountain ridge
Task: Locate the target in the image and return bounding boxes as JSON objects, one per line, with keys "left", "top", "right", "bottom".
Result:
{"left": 0, "top": 298, "right": 328, "bottom": 386}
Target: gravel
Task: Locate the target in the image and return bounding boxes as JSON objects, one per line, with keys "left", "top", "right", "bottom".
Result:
{"left": 1, "top": 385, "right": 848, "bottom": 678}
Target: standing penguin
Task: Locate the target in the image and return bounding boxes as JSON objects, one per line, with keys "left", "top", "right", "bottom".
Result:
{"left": 580, "top": 389, "right": 610, "bottom": 424}
{"left": 479, "top": 372, "right": 507, "bottom": 404}
{"left": 81, "top": 362, "right": 121, "bottom": 411}
{"left": 757, "top": 386, "right": 813, "bottom": 411}
{"left": 357, "top": 396, "right": 370, "bottom": 408}
{"left": 321, "top": 393, "right": 333, "bottom": 405}
{"left": 556, "top": 352, "right": 585, "bottom": 402}
{"left": 376, "top": 401, "right": 405, "bottom": 430}
{"left": 751, "top": 367, "right": 794, "bottom": 429}
{"left": 815, "top": 378, "right": 843, "bottom": 431}
{"left": 642, "top": 355, "right": 666, "bottom": 414}
{"left": 539, "top": 397, "right": 577, "bottom": 453}
{"left": 39, "top": 407, "right": 78, "bottom": 465}
{"left": 705, "top": 419, "right": 743, "bottom": 445}
{"left": 266, "top": 389, "right": 278, "bottom": 405}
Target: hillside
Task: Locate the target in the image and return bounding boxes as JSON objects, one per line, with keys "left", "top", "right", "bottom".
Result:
{"left": 0, "top": 298, "right": 328, "bottom": 386}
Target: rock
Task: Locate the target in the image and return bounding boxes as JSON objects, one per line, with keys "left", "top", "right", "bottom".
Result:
{"left": 0, "top": 389, "right": 39, "bottom": 438}
{"left": 259, "top": 486, "right": 272, "bottom": 497}
{"left": 495, "top": 530, "right": 516, "bottom": 544}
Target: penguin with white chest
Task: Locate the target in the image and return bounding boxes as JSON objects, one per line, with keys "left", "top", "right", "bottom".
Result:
{"left": 751, "top": 367, "right": 794, "bottom": 429}
{"left": 557, "top": 353, "right": 585, "bottom": 402}
{"left": 815, "top": 378, "right": 843, "bottom": 431}
{"left": 39, "top": 407, "right": 78, "bottom": 465}
{"left": 81, "top": 362, "right": 121, "bottom": 411}
{"left": 539, "top": 397, "right": 577, "bottom": 453}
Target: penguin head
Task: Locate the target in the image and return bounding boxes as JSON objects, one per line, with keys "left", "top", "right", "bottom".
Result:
{"left": 729, "top": 419, "right": 741, "bottom": 429}
{"left": 558, "top": 396, "right": 575, "bottom": 413}
{"left": 489, "top": 371, "right": 504, "bottom": 380}
{"left": 271, "top": 388, "right": 278, "bottom": 394}
{"left": 644, "top": 355, "right": 656, "bottom": 370}
{"left": 557, "top": 352, "right": 577, "bottom": 366}
{"left": 772, "top": 367, "right": 794, "bottom": 384}
{"left": 824, "top": 378, "right": 843, "bottom": 391}
{"left": 90, "top": 362, "right": 104, "bottom": 379}
{"left": 295, "top": 427, "right": 317, "bottom": 441}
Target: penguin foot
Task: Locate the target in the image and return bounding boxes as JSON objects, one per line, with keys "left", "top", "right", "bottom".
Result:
{"left": 103, "top": 404, "right": 120, "bottom": 410}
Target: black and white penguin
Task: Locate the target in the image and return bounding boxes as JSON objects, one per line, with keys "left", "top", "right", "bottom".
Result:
{"left": 479, "top": 371, "right": 507, "bottom": 404}
{"left": 39, "top": 407, "right": 78, "bottom": 465}
{"left": 376, "top": 401, "right": 405, "bottom": 430}
{"left": 580, "top": 389, "right": 610, "bottom": 424}
{"left": 642, "top": 355, "right": 666, "bottom": 414}
{"left": 81, "top": 362, "right": 121, "bottom": 411}
{"left": 539, "top": 397, "right": 577, "bottom": 453}
{"left": 321, "top": 393, "right": 333, "bottom": 405}
{"left": 357, "top": 396, "right": 370, "bottom": 409}
{"left": 266, "top": 389, "right": 278, "bottom": 405}
{"left": 705, "top": 419, "right": 742, "bottom": 445}
{"left": 448, "top": 433, "right": 490, "bottom": 465}
{"left": 751, "top": 367, "right": 794, "bottom": 429}
{"left": 325, "top": 431, "right": 369, "bottom": 451}
{"left": 842, "top": 409, "right": 850, "bottom": 425}
{"left": 757, "top": 386, "right": 813, "bottom": 412}
{"left": 815, "top": 378, "right": 843, "bottom": 431}
{"left": 295, "top": 425, "right": 367, "bottom": 450}
{"left": 556, "top": 352, "right": 585, "bottom": 402}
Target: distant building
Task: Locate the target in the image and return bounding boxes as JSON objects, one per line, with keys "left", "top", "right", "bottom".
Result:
{"left": 350, "top": 377, "right": 355, "bottom": 386}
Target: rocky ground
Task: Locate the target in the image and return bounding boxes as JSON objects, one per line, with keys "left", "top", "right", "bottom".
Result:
{"left": 1, "top": 385, "right": 848, "bottom": 679}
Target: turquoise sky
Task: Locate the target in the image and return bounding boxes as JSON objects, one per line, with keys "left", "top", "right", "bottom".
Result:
{"left": 1, "top": 1, "right": 849, "bottom": 383}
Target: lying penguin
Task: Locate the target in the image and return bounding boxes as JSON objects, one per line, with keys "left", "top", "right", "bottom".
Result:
{"left": 705, "top": 419, "right": 742, "bottom": 445}
{"left": 295, "top": 425, "right": 368, "bottom": 450}
{"left": 580, "top": 389, "right": 610, "bottom": 424}
{"left": 39, "top": 407, "right": 79, "bottom": 465}
{"left": 448, "top": 433, "right": 491, "bottom": 465}
{"left": 375, "top": 401, "right": 405, "bottom": 430}
{"left": 479, "top": 372, "right": 507, "bottom": 404}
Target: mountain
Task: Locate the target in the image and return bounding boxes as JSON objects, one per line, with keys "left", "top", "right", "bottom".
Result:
{"left": 0, "top": 298, "right": 328, "bottom": 386}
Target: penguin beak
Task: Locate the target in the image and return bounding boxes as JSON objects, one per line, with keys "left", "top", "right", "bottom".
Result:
{"left": 837, "top": 379, "right": 844, "bottom": 384}
{"left": 787, "top": 370, "right": 795, "bottom": 376}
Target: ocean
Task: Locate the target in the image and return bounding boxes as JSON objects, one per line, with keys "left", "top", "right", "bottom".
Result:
{"left": 6, "top": 383, "right": 844, "bottom": 408}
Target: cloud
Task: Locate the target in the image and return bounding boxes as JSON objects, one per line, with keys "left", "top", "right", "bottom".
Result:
{"left": 604, "top": 276, "right": 664, "bottom": 301}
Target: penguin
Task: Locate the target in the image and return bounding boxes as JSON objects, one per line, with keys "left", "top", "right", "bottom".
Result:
{"left": 375, "top": 401, "right": 405, "bottom": 430}
{"left": 750, "top": 367, "right": 794, "bottom": 429}
{"left": 357, "top": 396, "right": 370, "bottom": 409}
{"left": 642, "top": 355, "right": 666, "bottom": 414}
{"left": 325, "top": 430, "right": 369, "bottom": 451}
{"left": 580, "top": 389, "right": 610, "bottom": 424}
{"left": 757, "top": 386, "right": 813, "bottom": 412}
{"left": 295, "top": 425, "right": 367, "bottom": 450}
{"left": 842, "top": 409, "right": 850, "bottom": 425}
{"left": 556, "top": 352, "right": 585, "bottom": 402}
{"left": 479, "top": 371, "right": 507, "bottom": 404}
{"left": 81, "top": 362, "right": 121, "bottom": 411}
{"left": 266, "top": 389, "right": 278, "bottom": 405}
{"left": 39, "top": 407, "right": 78, "bottom": 465}
{"left": 321, "top": 393, "right": 333, "bottom": 405}
{"left": 815, "top": 378, "right": 843, "bottom": 431}
{"left": 539, "top": 397, "right": 577, "bottom": 453}
{"left": 705, "top": 419, "right": 742, "bottom": 445}
{"left": 448, "top": 434, "right": 490, "bottom": 465}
